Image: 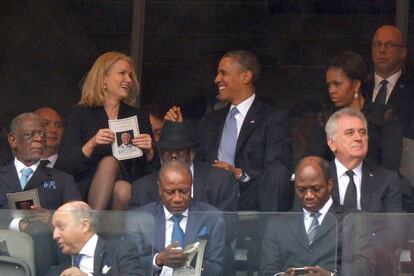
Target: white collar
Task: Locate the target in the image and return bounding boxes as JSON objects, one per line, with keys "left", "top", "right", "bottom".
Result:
{"left": 14, "top": 158, "right": 40, "bottom": 174}
{"left": 335, "top": 158, "right": 363, "bottom": 178}
{"left": 163, "top": 206, "right": 189, "bottom": 221}
{"left": 230, "top": 93, "right": 255, "bottom": 118}
{"left": 78, "top": 233, "right": 99, "bottom": 258}
{"left": 374, "top": 70, "right": 402, "bottom": 88}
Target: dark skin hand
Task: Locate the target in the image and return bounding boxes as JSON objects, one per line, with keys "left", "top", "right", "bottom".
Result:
{"left": 156, "top": 242, "right": 189, "bottom": 268}
{"left": 286, "top": 266, "right": 332, "bottom": 276}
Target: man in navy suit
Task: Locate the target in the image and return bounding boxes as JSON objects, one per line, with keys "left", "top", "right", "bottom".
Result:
{"left": 130, "top": 120, "right": 238, "bottom": 212}
{"left": 50, "top": 201, "right": 144, "bottom": 276}
{"left": 164, "top": 50, "right": 293, "bottom": 211}
{"left": 127, "top": 161, "right": 225, "bottom": 276}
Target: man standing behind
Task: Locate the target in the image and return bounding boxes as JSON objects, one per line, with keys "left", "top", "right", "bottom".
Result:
{"left": 50, "top": 201, "right": 144, "bottom": 276}
{"left": 368, "top": 25, "right": 413, "bottom": 137}
{"left": 166, "top": 50, "right": 292, "bottom": 211}
{"left": 34, "top": 107, "right": 64, "bottom": 167}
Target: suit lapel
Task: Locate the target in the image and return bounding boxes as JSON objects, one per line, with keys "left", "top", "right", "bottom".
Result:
{"left": 288, "top": 214, "right": 309, "bottom": 249}
{"left": 360, "top": 162, "right": 375, "bottom": 211}
{"left": 329, "top": 161, "right": 340, "bottom": 203}
{"left": 192, "top": 162, "right": 207, "bottom": 201}
{"left": 0, "top": 164, "right": 22, "bottom": 192}
{"left": 311, "top": 205, "right": 338, "bottom": 245}
{"left": 94, "top": 237, "right": 106, "bottom": 274}
{"left": 235, "top": 99, "right": 261, "bottom": 153}
{"left": 25, "top": 165, "right": 48, "bottom": 190}
{"left": 184, "top": 202, "right": 202, "bottom": 246}
{"left": 213, "top": 107, "right": 230, "bottom": 155}
{"left": 154, "top": 203, "right": 166, "bottom": 252}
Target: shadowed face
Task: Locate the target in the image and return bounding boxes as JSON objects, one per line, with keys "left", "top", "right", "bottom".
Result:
{"left": 326, "top": 67, "right": 360, "bottom": 107}
{"left": 34, "top": 108, "right": 63, "bottom": 153}
{"left": 159, "top": 168, "right": 192, "bottom": 214}
{"left": 295, "top": 161, "right": 333, "bottom": 212}
{"left": 9, "top": 118, "right": 45, "bottom": 166}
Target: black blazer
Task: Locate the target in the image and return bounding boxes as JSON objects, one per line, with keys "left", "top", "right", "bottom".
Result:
{"left": 130, "top": 160, "right": 238, "bottom": 211}
{"left": 330, "top": 160, "right": 402, "bottom": 213}
{"left": 0, "top": 163, "right": 81, "bottom": 210}
{"left": 56, "top": 102, "right": 154, "bottom": 197}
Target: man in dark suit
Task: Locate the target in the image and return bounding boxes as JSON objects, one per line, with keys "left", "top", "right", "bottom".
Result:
{"left": 0, "top": 112, "right": 81, "bottom": 275}
{"left": 127, "top": 161, "right": 225, "bottom": 276}
{"left": 325, "top": 108, "right": 402, "bottom": 212}
{"left": 367, "top": 25, "right": 414, "bottom": 138}
{"left": 130, "top": 120, "right": 238, "bottom": 212}
{"left": 49, "top": 201, "right": 144, "bottom": 276}
{"left": 260, "top": 156, "right": 342, "bottom": 276}
{"left": 165, "top": 50, "right": 293, "bottom": 211}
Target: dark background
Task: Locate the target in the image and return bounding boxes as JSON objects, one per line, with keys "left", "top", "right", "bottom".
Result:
{"left": 1, "top": 0, "right": 413, "bottom": 127}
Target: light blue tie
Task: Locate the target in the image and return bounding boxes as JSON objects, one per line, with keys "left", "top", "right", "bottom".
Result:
{"left": 19, "top": 167, "right": 33, "bottom": 190}
{"left": 171, "top": 215, "right": 185, "bottom": 247}
{"left": 218, "top": 107, "right": 239, "bottom": 166}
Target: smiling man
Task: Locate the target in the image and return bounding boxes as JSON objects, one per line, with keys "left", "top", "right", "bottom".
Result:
{"left": 260, "top": 156, "right": 344, "bottom": 276}
{"left": 325, "top": 108, "right": 402, "bottom": 212}
{"left": 34, "top": 107, "right": 64, "bottom": 167}
{"left": 129, "top": 161, "right": 225, "bottom": 276}
{"left": 50, "top": 201, "right": 144, "bottom": 276}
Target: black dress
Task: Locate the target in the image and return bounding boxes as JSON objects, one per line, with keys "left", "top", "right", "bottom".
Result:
{"left": 56, "top": 102, "right": 156, "bottom": 198}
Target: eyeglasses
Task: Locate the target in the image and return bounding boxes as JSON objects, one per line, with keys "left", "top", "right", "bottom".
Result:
{"left": 372, "top": 41, "right": 405, "bottom": 50}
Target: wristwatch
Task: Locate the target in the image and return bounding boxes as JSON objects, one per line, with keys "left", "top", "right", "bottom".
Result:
{"left": 238, "top": 171, "right": 248, "bottom": 182}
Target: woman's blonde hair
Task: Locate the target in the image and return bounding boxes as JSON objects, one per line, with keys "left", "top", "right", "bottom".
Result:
{"left": 79, "top": 51, "right": 140, "bottom": 107}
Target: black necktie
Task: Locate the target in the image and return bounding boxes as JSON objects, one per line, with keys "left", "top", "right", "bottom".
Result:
{"left": 375, "top": 79, "right": 388, "bottom": 104}
{"left": 40, "top": 159, "right": 50, "bottom": 168}
{"left": 344, "top": 170, "right": 357, "bottom": 209}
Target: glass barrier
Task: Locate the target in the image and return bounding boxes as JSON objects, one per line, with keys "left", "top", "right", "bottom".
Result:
{"left": 341, "top": 213, "right": 414, "bottom": 276}
{"left": 0, "top": 209, "right": 340, "bottom": 276}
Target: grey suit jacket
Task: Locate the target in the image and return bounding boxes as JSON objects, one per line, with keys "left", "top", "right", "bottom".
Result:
{"left": 260, "top": 202, "right": 346, "bottom": 275}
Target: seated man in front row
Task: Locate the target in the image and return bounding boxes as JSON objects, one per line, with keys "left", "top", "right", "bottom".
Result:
{"left": 260, "top": 156, "right": 351, "bottom": 276}
{"left": 49, "top": 201, "right": 144, "bottom": 276}
{"left": 127, "top": 161, "right": 225, "bottom": 275}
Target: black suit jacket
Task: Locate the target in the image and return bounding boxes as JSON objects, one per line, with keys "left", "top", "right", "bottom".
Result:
{"left": 0, "top": 163, "right": 81, "bottom": 210}
{"left": 47, "top": 236, "right": 144, "bottom": 276}
{"left": 330, "top": 160, "right": 402, "bottom": 213}
{"left": 130, "top": 160, "right": 238, "bottom": 211}
{"left": 126, "top": 201, "right": 225, "bottom": 276}
{"left": 366, "top": 73, "right": 414, "bottom": 138}
{"left": 56, "top": 103, "right": 155, "bottom": 197}
{"left": 260, "top": 201, "right": 347, "bottom": 275}
{"left": 196, "top": 97, "right": 292, "bottom": 210}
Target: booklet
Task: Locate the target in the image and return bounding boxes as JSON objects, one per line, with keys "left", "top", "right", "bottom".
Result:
{"left": 7, "top": 189, "right": 40, "bottom": 210}
{"left": 108, "top": 115, "right": 143, "bottom": 160}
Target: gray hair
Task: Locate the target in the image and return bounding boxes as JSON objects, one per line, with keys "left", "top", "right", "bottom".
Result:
{"left": 325, "top": 107, "right": 368, "bottom": 140}
{"left": 223, "top": 50, "right": 261, "bottom": 82}
{"left": 66, "top": 201, "right": 99, "bottom": 232}
{"left": 10, "top": 113, "right": 42, "bottom": 135}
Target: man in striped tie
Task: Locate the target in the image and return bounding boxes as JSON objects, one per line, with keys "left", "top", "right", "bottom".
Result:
{"left": 260, "top": 156, "right": 349, "bottom": 276}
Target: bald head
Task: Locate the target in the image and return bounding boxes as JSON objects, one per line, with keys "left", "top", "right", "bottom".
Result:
{"left": 372, "top": 25, "right": 407, "bottom": 78}
{"left": 52, "top": 201, "right": 97, "bottom": 255}
{"left": 33, "top": 107, "right": 63, "bottom": 157}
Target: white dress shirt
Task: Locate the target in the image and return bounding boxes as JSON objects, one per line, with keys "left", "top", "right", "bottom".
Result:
{"left": 9, "top": 158, "right": 41, "bottom": 231}
{"left": 372, "top": 70, "right": 402, "bottom": 104}
{"left": 229, "top": 93, "right": 255, "bottom": 137}
{"left": 303, "top": 197, "right": 333, "bottom": 232}
{"left": 76, "top": 233, "right": 98, "bottom": 276}
{"left": 335, "top": 158, "right": 363, "bottom": 210}
{"left": 153, "top": 207, "right": 189, "bottom": 275}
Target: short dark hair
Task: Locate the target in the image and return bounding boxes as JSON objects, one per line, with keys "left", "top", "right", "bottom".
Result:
{"left": 223, "top": 50, "right": 261, "bottom": 82}
{"left": 328, "top": 51, "right": 369, "bottom": 93}
{"left": 295, "top": 156, "right": 331, "bottom": 182}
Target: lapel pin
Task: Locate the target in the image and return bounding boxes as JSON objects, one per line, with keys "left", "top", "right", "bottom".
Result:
{"left": 250, "top": 120, "right": 255, "bottom": 124}
{"left": 369, "top": 173, "right": 374, "bottom": 177}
